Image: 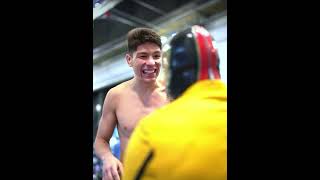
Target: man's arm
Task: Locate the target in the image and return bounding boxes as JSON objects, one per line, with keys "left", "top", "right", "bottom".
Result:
{"left": 94, "top": 89, "right": 123, "bottom": 180}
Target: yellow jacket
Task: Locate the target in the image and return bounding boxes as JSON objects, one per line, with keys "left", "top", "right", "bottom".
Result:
{"left": 123, "top": 80, "right": 227, "bottom": 180}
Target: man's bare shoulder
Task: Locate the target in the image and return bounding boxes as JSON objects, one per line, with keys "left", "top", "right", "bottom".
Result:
{"left": 111, "top": 79, "right": 132, "bottom": 91}
{"left": 103, "top": 80, "right": 132, "bottom": 110}
{"left": 107, "top": 79, "right": 132, "bottom": 97}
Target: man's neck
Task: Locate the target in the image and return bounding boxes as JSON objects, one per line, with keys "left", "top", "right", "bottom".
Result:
{"left": 131, "top": 78, "right": 159, "bottom": 95}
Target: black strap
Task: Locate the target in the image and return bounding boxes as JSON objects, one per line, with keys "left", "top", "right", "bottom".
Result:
{"left": 135, "top": 150, "right": 154, "bottom": 180}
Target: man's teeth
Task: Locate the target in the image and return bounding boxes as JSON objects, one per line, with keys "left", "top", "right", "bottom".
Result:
{"left": 143, "top": 70, "right": 155, "bottom": 74}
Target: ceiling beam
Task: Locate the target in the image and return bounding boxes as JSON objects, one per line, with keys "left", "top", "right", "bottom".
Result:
{"left": 111, "top": 8, "right": 158, "bottom": 29}
{"left": 131, "top": 0, "right": 165, "bottom": 15}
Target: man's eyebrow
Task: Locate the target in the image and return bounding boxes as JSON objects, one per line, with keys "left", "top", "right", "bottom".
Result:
{"left": 153, "top": 51, "right": 161, "bottom": 54}
{"left": 136, "top": 52, "right": 148, "bottom": 55}
{"left": 136, "top": 51, "right": 161, "bottom": 55}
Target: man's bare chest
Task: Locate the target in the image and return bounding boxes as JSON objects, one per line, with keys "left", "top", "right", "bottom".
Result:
{"left": 115, "top": 93, "right": 166, "bottom": 136}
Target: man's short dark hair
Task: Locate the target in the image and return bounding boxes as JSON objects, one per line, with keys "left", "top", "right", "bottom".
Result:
{"left": 127, "top": 28, "right": 162, "bottom": 54}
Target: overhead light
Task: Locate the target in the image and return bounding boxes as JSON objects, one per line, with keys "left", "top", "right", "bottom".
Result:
{"left": 94, "top": 3, "right": 101, "bottom": 8}
{"left": 96, "top": 104, "right": 102, "bottom": 112}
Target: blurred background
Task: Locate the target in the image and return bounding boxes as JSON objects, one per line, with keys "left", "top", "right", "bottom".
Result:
{"left": 93, "top": 0, "right": 227, "bottom": 179}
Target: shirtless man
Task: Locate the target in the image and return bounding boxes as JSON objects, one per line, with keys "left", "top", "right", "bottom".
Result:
{"left": 94, "top": 28, "right": 168, "bottom": 180}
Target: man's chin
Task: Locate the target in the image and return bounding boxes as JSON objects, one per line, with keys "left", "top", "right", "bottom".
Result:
{"left": 142, "top": 76, "right": 157, "bottom": 83}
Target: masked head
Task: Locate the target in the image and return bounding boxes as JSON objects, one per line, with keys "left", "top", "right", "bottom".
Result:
{"left": 163, "top": 25, "right": 221, "bottom": 100}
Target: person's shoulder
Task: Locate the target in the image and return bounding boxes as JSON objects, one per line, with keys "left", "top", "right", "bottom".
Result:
{"left": 108, "top": 80, "right": 132, "bottom": 96}
{"left": 104, "top": 80, "right": 133, "bottom": 108}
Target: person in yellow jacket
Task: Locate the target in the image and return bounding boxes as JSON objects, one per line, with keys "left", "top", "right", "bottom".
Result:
{"left": 123, "top": 25, "right": 227, "bottom": 180}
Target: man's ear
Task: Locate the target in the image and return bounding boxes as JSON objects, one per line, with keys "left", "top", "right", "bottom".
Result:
{"left": 126, "top": 53, "right": 133, "bottom": 67}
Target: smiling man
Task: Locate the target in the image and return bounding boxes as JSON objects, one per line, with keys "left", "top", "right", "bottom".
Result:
{"left": 94, "top": 28, "right": 168, "bottom": 180}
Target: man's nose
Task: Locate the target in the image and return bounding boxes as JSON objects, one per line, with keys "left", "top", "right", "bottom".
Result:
{"left": 146, "top": 56, "right": 156, "bottom": 65}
